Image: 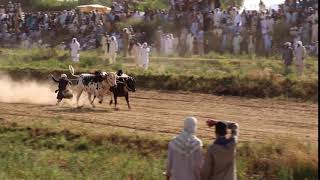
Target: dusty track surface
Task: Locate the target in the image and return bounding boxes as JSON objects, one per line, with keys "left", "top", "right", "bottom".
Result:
{"left": 0, "top": 90, "right": 318, "bottom": 142}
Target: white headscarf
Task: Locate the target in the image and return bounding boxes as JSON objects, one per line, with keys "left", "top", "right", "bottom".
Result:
{"left": 296, "top": 41, "right": 303, "bottom": 46}
{"left": 142, "top": 42, "right": 148, "bottom": 48}
{"left": 71, "top": 38, "right": 80, "bottom": 49}
{"left": 171, "top": 117, "right": 202, "bottom": 156}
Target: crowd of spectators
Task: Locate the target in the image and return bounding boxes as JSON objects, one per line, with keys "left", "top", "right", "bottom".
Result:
{"left": 0, "top": 0, "right": 318, "bottom": 57}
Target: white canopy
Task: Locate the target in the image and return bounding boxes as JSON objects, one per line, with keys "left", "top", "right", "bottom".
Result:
{"left": 77, "top": 4, "right": 111, "bottom": 14}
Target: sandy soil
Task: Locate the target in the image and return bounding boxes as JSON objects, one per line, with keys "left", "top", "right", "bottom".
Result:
{"left": 0, "top": 90, "right": 317, "bottom": 142}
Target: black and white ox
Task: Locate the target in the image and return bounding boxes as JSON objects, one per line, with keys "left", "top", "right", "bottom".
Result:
{"left": 69, "top": 65, "right": 117, "bottom": 108}
{"left": 109, "top": 76, "right": 136, "bottom": 110}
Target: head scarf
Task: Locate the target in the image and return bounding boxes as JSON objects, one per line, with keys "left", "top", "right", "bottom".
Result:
{"left": 60, "top": 74, "right": 67, "bottom": 79}
{"left": 142, "top": 42, "right": 148, "bottom": 48}
{"left": 71, "top": 38, "right": 80, "bottom": 49}
{"left": 297, "top": 41, "right": 303, "bottom": 46}
{"left": 170, "top": 117, "right": 202, "bottom": 156}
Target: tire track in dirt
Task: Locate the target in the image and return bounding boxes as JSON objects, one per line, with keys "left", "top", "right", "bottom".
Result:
{"left": 0, "top": 90, "right": 317, "bottom": 142}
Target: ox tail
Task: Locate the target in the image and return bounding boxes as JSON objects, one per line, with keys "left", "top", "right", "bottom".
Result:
{"left": 69, "top": 65, "right": 79, "bottom": 78}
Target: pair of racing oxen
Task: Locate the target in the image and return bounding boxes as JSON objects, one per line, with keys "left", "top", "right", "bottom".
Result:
{"left": 66, "top": 65, "right": 136, "bottom": 110}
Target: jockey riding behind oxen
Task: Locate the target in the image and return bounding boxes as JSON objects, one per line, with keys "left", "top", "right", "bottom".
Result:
{"left": 51, "top": 73, "right": 73, "bottom": 105}
{"left": 109, "top": 70, "right": 136, "bottom": 110}
{"left": 69, "top": 65, "right": 117, "bottom": 108}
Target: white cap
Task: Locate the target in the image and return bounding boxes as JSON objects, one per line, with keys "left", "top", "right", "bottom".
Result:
{"left": 61, "top": 74, "right": 67, "bottom": 79}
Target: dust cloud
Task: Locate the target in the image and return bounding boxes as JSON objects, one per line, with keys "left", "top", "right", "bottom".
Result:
{"left": 0, "top": 74, "right": 57, "bottom": 105}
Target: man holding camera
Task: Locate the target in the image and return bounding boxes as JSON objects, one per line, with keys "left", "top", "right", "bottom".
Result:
{"left": 201, "top": 119, "right": 239, "bottom": 180}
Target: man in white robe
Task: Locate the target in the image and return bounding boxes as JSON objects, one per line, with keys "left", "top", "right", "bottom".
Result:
{"left": 196, "top": 29, "right": 204, "bottom": 56}
{"left": 186, "top": 32, "right": 194, "bottom": 55}
{"left": 248, "top": 33, "right": 255, "bottom": 55}
{"left": 161, "top": 34, "right": 166, "bottom": 54}
{"left": 311, "top": 21, "right": 318, "bottom": 43}
{"left": 233, "top": 11, "right": 241, "bottom": 26}
{"left": 233, "top": 32, "right": 242, "bottom": 55}
{"left": 191, "top": 20, "right": 199, "bottom": 36}
{"left": 180, "top": 27, "right": 188, "bottom": 55}
{"left": 164, "top": 35, "right": 172, "bottom": 56}
{"left": 171, "top": 34, "right": 178, "bottom": 54}
{"left": 166, "top": 117, "right": 202, "bottom": 180}
{"left": 70, "top": 38, "right": 80, "bottom": 62}
{"left": 103, "top": 35, "right": 110, "bottom": 61}
{"left": 214, "top": 8, "right": 222, "bottom": 27}
{"left": 109, "top": 36, "right": 118, "bottom": 64}
{"left": 267, "top": 16, "right": 274, "bottom": 34}
{"left": 294, "top": 41, "right": 306, "bottom": 76}
{"left": 168, "top": 34, "right": 174, "bottom": 55}
{"left": 131, "top": 41, "right": 141, "bottom": 67}
{"left": 101, "top": 34, "right": 107, "bottom": 51}
{"left": 140, "top": 43, "right": 150, "bottom": 70}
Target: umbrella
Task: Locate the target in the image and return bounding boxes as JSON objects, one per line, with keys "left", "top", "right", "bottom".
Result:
{"left": 77, "top": 4, "right": 111, "bottom": 14}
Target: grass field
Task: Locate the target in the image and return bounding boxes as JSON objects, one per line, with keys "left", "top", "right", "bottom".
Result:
{"left": 0, "top": 48, "right": 318, "bottom": 101}
{"left": 0, "top": 48, "right": 318, "bottom": 179}
{"left": 0, "top": 120, "right": 317, "bottom": 180}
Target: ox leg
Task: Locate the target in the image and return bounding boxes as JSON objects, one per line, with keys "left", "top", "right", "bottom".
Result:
{"left": 114, "top": 95, "right": 119, "bottom": 111}
{"left": 88, "top": 93, "right": 95, "bottom": 108}
{"left": 76, "top": 89, "right": 83, "bottom": 107}
{"left": 98, "top": 96, "right": 103, "bottom": 104}
{"left": 109, "top": 93, "right": 114, "bottom": 105}
{"left": 92, "top": 95, "right": 96, "bottom": 104}
{"left": 125, "top": 94, "right": 131, "bottom": 110}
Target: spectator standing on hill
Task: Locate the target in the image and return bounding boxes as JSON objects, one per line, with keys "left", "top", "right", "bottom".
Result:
{"left": 123, "top": 28, "right": 130, "bottom": 57}
{"left": 233, "top": 32, "right": 242, "bottom": 55}
{"left": 248, "top": 31, "right": 256, "bottom": 55}
{"left": 196, "top": 29, "right": 204, "bottom": 56}
{"left": 294, "top": 41, "right": 306, "bottom": 76}
{"left": 131, "top": 40, "right": 141, "bottom": 67}
{"left": 140, "top": 42, "right": 150, "bottom": 70}
{"left": 311, "top": 19, "right": 318, "bottom": 43}
{"left": 282, "top": 42, "right": 294, "bottom": 74}
{"left": 70, "top": 38, "right": 80, "bottom": 62}
{"left": 186, "top": 31, "right": 194, "bottom": 55}
{"left": 201, "top": 119, "right": 239, "bottom": 180}
{"left": 109, "top": 36, "right": 118, "bottom": 64}
{"left": 166, "top": 117, "right": 203, "bottom": 180}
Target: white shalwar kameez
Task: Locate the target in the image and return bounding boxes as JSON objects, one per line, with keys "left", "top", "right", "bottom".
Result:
{"left": 109, "top": 36, "right": 118, "bottom": 64}
{"left": 311, "top": 23, "right": 318, "bottom": 43}
{"left": 140, "top": 43, "right": 150, "bottom": 70}
{"left": 233, "top": 34, "right": 242, "bottom": 55}
{"left": 294, "top": 41, "right": 306, "bottom": 76}
{"left": 164, "top": 35, "right": 172, "bottom": 56}
{"left": 161, "top": 35, "right": 166, "bottom": 54}
{"left": 248, "top": 35, "right": 255, "bottom": 55}
{"left": 186, "top": 33, "right": 194, "bottom": 54}
{"left": 132, "top": 43, "right": 142, "bottom": 67}
{"left": 71, "top": 38, "right": 80, "bottom": 62}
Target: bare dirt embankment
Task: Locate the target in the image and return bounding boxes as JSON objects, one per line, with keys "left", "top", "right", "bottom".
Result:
{"left": 0, "top": 74, "right": 317, "bottom": 142}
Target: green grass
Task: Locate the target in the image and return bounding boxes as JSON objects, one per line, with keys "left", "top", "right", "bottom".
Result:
{"left": 0, "top": 48, "right": 318, "bottom": 101}
{"left": 0, "top": 126, "right": 165, "bottom": 180}
{"left": 0, "top": 121, "right": 317, "bottom": 180}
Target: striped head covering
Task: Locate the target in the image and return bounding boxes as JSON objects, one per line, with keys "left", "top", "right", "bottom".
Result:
{"left": 170, "top": 117, "right": 203, "bottom": 156}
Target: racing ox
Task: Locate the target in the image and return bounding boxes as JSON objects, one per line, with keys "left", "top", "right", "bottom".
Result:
{"left": 69, "top": 65, "right": 117, "bottom": 107}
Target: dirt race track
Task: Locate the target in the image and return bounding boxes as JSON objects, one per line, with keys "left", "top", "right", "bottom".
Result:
{"left": 0, "top": 90, "right": 318, "bottom": 142}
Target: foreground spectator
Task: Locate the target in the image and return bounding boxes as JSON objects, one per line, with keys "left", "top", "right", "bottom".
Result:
{"left": 201, "top": 119, "right": 239, "bottom": 180}
{"left": 166, "top": 117, "right": 203, "bottom": 180}
{"left": 282, "top": 42, "right": 294, "bottom": 75}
